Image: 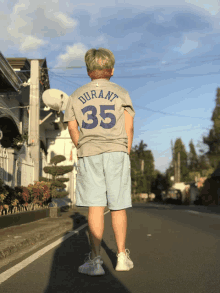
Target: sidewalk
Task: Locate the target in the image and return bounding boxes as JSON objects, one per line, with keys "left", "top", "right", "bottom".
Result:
{"left": 0, "top": 206, "right": 109, "bottom": 261}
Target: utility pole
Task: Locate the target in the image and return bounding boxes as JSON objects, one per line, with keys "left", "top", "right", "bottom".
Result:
{"left": 141, "top": 159, "right": 144, "bottom": 175}
{"left": 171, "top": 140, "right": 174, "bottom": 182}
{"left": 178, "top": 152, "right": 181, "bottom": 182}
{"left": 29, "top": 60, "right": 40, "bottom": 182}
{"left": 174, "top": 159, "right": 177, "bottom": 183}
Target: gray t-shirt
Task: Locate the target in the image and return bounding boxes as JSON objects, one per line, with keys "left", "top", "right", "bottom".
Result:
{"left": 63, "top": 78, "right": 135, "bottom": 157}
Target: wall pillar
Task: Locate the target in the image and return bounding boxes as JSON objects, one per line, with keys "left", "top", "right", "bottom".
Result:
{"left": 6, "top": 148, "right": 15, "bottom": 187}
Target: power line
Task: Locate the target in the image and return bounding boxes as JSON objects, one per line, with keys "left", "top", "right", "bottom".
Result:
{"left": 133, "top": 104, "right": 211, "bottom": 120}
{"left": 49, "top": 74, "right": 82, "bottom": 89}
{"left": 14, "top": 53, "right": 220, "bottom": 72}
{"left": 49, "top": 72, "right": 83, "bottom": 87}
{"left": 16, "top": 67, "right": 82, "bottom": 72}
{"left": 0, "top": 106, "right": 29, "bottom": 110}
{"left": 48, "top": 74, "right": 214, "bottom": 121}
{"left": 153, "top": 126, "right": 211, "bottom": 133}
{"left": 116, "top": 53, "right": 220, "bottom": 68}
{"left": 46, "top": 70, "right": 220, "bottom": 79}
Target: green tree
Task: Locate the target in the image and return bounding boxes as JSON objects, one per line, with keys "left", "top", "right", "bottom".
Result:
{"left": 202, "top": 88, "right": 220, "bottom": 169}
{"left": 151, "top": 170, "right": 171, "bottom": 200}
{"left": 188, "top": 140, "right": 199, "bottom": 172}
{"left": 143, "top": 150, "right": 155, "bottom": 193}
{"left": 130, "top": 140, "right": 155, "bottom": 196}
{"left": 41, "top": 155, "right": 73, "bottom": 199}
{"left": 133, "top": 140, "right": 148, "bottom": 159}
{"left": 165, "top": 163, "right": 174, "bottom": 184}
{"left": 174, "top": 138, "right": 189, "bottom": 182}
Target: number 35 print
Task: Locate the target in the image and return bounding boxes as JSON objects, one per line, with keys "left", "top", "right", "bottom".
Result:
{"left": 81, "top": 105, "right": 116, "bottom": 129}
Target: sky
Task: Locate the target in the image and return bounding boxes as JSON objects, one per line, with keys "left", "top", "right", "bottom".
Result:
{"left": 2, "top": 0, "right": 220, "bottom": 173}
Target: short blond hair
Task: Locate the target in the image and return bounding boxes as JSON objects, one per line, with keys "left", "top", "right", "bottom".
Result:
{"left": 85, "top": 48, "right": 115, "bottom": 72}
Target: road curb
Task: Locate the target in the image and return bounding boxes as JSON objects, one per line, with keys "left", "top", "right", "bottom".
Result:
{"left": 0, "top": 220, "right": 73, "bottom": 260}
{"left": 0, "top": 207, "right": 109, "bottom": 261}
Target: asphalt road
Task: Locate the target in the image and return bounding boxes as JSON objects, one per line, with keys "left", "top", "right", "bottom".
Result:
{"left": 0, "top": 203, "right": 220, "bottom": 293}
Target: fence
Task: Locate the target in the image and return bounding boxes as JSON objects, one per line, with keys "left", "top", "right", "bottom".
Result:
{"left": 0, "top": 145, "right": 35, "bottom": 187}
{"left": 0, "top": 147, "right": 9, "bottom": 184}
{"left": 0, "top": 145, "right": 48, "bottom": 187}
{"left": 0, "top": 145, "right": 51, "bottom": 216}
{"left": 16, "top": 153, "right": 34, "bottom": 187}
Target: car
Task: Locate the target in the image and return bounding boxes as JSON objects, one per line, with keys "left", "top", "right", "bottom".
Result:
{"left": 163, "top": 188, "right": 182, "bottom": 202}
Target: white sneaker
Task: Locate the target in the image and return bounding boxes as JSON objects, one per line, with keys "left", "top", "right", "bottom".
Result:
{"left": 115, "top": 249, "right": 134, "bottom": 271}
{"left": 78, "top": 252, "right": 105, "bottom": 276}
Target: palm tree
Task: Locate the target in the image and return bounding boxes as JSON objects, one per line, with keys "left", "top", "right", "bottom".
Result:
{"left": 133, "top": 140, "right": 148, "bottom": 159}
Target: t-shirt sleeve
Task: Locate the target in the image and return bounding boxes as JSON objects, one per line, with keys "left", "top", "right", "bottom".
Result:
{"left": 63, "top": 96, "right": 76, "bottom": 122}
{"left": 122, "top": 92, "right": 135, "bottom": 118}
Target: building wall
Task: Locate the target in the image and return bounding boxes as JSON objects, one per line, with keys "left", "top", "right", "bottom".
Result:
{"left": 40, "top": 124, "right": 47, "bottom": 148}
{"left": 0, "top": 93, "right": 29, "bottom": 136}
{"left": 0, "top": 91, "right": 49, "bottom": 185}
{"left": 22, "top": 106, "right": 29, "bottom": 134}
{"left": 0, "top": 94, "right": 20, "bottom": 131}
{"left": 190, "top": 185, "right": 199, "bottom": 204}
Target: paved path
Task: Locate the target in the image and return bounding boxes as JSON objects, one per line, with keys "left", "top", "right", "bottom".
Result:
{"left": 0, "top": 203, "right": 220, "bottom": 293}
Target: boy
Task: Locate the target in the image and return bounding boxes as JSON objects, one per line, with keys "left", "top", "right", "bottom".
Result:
{"left": 64, "top": 48, "right": 135, "bottom": 276}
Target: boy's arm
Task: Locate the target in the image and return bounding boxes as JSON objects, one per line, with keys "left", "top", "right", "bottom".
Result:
{"left": 124, "top": 109, "right": 134, "bottom": 155}
{"left": 68, "top": 120, "right": 80, "bottom": 148}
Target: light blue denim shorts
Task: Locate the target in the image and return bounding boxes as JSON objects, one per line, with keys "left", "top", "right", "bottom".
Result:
{"left": 75, "top": 151, "right": 132, "bottom": 210}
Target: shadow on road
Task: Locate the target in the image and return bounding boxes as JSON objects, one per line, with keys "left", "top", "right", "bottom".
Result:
{"left": 43, "top": 209, "right": 131, "bottom": 293}
{"left": 132, "top": 202, "right": 184, "bottom": 210}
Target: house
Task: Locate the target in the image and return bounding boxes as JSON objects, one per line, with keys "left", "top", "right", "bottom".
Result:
{"left": 0, "top": 52, "right": 77, "bottom": 207}
{"left": 171, "top": 182, "right": 189, "bottom": 202}
{"left": 169, "top": 182, "right": 200, "bottom": 204}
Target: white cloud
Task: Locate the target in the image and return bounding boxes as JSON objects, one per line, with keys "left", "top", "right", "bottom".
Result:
{"left": 1, "top": 0, "right": 78, "bottom": 54}
{"left": 56, "top": 43, "right": 88, "bottom": 68}
{"left": 174, "top": 36, "right": 199, "bottom": 54}
{"left": 185, "top": 0, "right": 220, "bottom": 15}
{"left": 20, "top": 36, "right": 48, "bottom": 52}
{"left": 54, "top": 12, "right": 76, "bottom": 28}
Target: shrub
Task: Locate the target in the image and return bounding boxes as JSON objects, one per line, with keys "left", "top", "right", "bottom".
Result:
{"left": 14, "top": 186, "right": 26, "bottom": 206}
{"left": 0, "top": 178, "right": 9, "bottom": 212}
{"left": 27, "top": 181, "right": 52, "bottom": 206}
{"left": 20, "top": 186, "right": 30, "bottom": 206}
{"left": 132, "top": 195, "right": 142, "bottom": 203}
{"left": 4, "top": 184, "right": 17, "bottom": 206}
{"left": 0, "top": 178, "right": 52, "bottom": 214}
{"left": 43, "top": 155, "right": 73, "bottom": 199}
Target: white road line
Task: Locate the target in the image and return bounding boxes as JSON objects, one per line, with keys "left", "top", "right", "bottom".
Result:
{"left": 187, "top": 210, "right": 200, "bottom": 215}
{"left": 0, "top": 210, "right": 110, "bottom": 285}
{"left": 150, "top": 204, "right": 171, "bottom": 209}
{"left": 186, "top": 210, "right": 220, "bottom": 219}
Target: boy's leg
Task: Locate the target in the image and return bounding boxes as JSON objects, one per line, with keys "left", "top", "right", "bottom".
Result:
{"left": 88, "top": 206, "right": 105, "bottom": 259}
{"left": 111, "top": 209, "right": 127, "bottom": 254}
